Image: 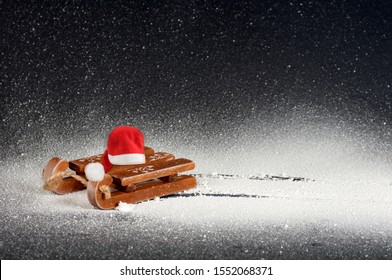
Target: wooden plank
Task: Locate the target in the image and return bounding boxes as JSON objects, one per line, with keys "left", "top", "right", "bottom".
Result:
{"left": 110, "top": 158, "right": 195, "bottom": 186}
{"left": 107, "top": 152, "right": 174, "bottom": 175}
{"left": 69, "top": 146, "right": 155, "bottom": 173}
{"left": 52, "top": 177, "right": 86, "bottom": 195}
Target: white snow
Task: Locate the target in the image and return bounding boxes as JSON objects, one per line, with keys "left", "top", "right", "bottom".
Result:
{"left": 2, "top": 155, "right": 392, "bottom": 259}
{"left": 29, "top": 169, "right": 392, "bottom": 229}
{"left": 116, "top": 201, "right": 138, "bottom": 212}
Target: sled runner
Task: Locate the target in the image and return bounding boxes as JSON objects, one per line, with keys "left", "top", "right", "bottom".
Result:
{"left": 42, "top": 146, "right": 197, "bottom": 209}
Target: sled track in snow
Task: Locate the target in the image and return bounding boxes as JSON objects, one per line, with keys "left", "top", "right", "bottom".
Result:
{"left": 167, "top": 173, "right": 314, "bottom": 200}
{"left": 170, "top": 192, "right": 270, "bottom": 199}
{"left": 189, "top": 173, "right": 314, "bottom": 182}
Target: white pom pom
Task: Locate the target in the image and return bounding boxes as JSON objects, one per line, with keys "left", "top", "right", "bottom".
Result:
{"left": 85, "top": 163, "right": 105, "bottom": 182}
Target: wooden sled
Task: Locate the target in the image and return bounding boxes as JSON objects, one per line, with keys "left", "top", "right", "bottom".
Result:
{"left": 42, "top": 146, "right": 197, "bottom": 209}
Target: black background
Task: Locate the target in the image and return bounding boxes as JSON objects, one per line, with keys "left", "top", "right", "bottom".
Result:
{"left": 1, "top": 0, "right": 392, "bottom": 175}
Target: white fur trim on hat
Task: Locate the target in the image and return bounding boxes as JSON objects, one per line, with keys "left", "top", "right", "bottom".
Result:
{"left": 85, "top": 162, "right": 105, "bottom": 182}
{"left": 108, "top": 153, "right": 146, "bottom": 165}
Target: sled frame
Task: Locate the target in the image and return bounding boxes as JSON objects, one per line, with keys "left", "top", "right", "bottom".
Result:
{"left": 42, "top": 147, "right": 197, "bottom": 209}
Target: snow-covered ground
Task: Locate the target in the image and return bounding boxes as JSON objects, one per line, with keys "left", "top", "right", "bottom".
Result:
{"left": 1, "top": 158, "right": 392, "bottom": 259}
{"left": 2, "top": 0, "right": 392, "bottom": 261}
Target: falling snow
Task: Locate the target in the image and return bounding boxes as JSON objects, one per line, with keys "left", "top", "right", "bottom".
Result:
{"left": 1, "top": 0, "right": 392, "bottom": 259}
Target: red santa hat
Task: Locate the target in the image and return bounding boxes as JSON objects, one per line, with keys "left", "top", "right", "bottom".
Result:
{"left": 85, "top": 126, "right": 146, "bottom": 181}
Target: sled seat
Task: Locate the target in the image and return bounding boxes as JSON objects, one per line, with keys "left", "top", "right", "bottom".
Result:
{"left": 69, "top": 146, "right": 155, "bottom": 173}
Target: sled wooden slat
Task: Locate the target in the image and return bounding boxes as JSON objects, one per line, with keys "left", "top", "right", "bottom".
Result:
{"left": 107, "top": 152, "right": 175, "bottom": 177}
{"left": 110, "top": 158, "right": 196, "bottom": 187}
{"left": 69, "top": 146, "right": 155, "bottom": 173}
{"left": 53, "top": 177, "right": 86, "bottom": 195}
{"left": 87, "top": 174, "right": 197, "bottom": 210}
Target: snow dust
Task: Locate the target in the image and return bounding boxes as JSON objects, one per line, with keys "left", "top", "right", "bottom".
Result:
{"left": 1, "top": 148, "right": 392, "bottom": 259}
{"left": 1, "top": 0, "right": 392, "bottom": 259}
{"left": 1, "top": 109, "right": 391, "bottom": 259}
